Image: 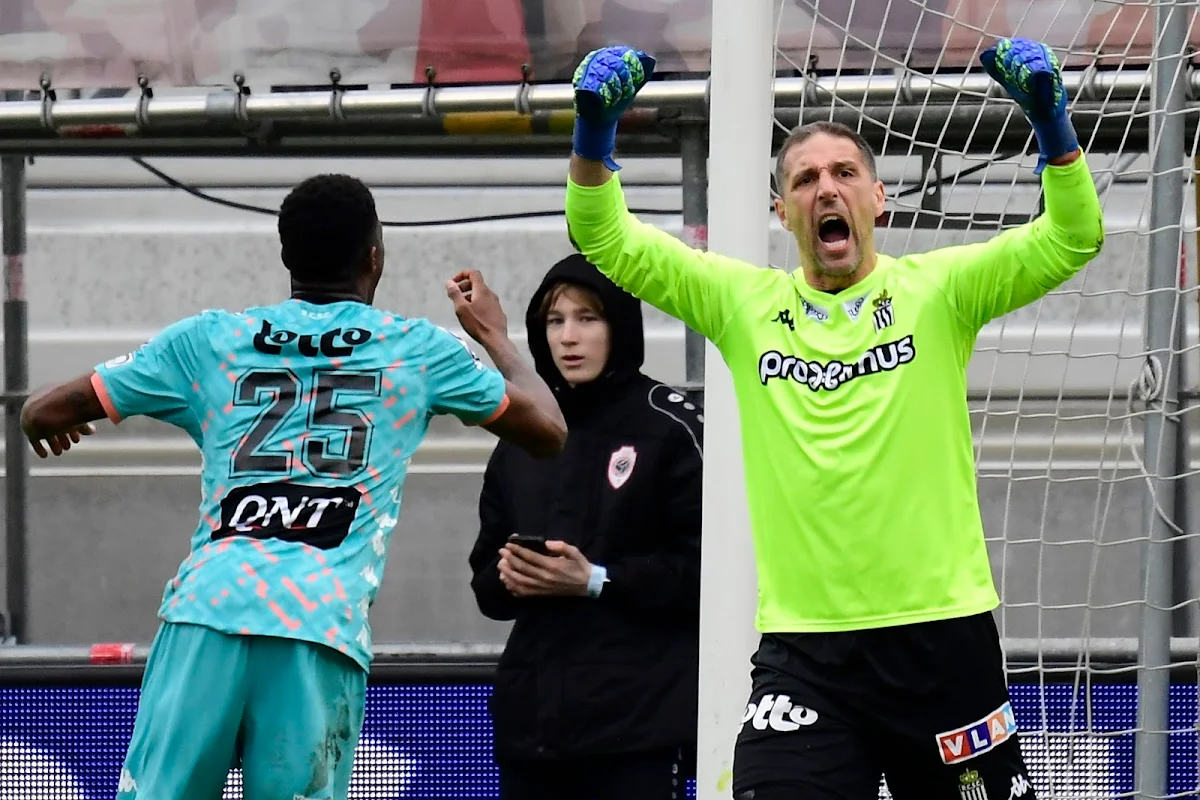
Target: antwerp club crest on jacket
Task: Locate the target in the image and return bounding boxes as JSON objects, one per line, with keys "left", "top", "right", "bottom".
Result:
{"left": 607, "top": 445, "right": 638, "bottom": 489}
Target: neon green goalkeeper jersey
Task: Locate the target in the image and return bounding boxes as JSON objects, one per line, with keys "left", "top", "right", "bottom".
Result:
{"left": 565, "top": 155, "right": 1103, "bottom": 632}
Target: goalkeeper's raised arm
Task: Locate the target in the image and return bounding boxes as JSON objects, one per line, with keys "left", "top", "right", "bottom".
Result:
{"left": 931, "top": 37, "right": 1105, "bottom": 331}
{"left": 564, "top": 47, "right": 774, "bottom": 346}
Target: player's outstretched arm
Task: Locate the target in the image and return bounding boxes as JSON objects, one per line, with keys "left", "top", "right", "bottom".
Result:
{"left": 20, "top": 375, "right": 101, "bottom": 458}
{"left": 25, "top": 317, "right": 204, "bottom": 458}
{"left": 939, "top": 38, "right": 1104, "bottom": 331}
{"left": 447, "top": 271, "right": 567, "bottom": 458}
{"left": 566, "top": 46, "right": 773, "bottom": 346}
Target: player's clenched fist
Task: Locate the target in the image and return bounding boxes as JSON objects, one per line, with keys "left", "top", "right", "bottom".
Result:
{"left": 980, "top": 37, "right": 1078, "bottom": 174}
{"left": 571, "top": 46, "right": 656, "bottom": 171}
{"left": 446, "top": 270, "right": 508, "bottom": 346}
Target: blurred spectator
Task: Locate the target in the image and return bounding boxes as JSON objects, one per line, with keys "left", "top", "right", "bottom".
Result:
{"left": 469, "top": 253, "right": 704, "bottom": 800}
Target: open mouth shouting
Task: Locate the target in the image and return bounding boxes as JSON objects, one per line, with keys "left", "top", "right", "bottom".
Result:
{"left": 815, "top": 213, "right": 854, "bottom": 262}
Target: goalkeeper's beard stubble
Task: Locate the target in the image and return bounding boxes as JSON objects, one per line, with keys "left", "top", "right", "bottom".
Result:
{"left": 798, "top": 217, "right": 871, "bottom": 284}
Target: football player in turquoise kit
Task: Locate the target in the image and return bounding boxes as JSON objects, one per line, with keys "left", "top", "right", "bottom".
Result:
{"left": 20, "top": 174, "right": 567, "bottom": 800}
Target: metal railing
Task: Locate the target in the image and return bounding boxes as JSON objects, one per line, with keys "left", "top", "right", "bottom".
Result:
{"left": 3, "top": 638, "right": 1198, "bottom": 686}
{"left": 0, "top": 65, "right": 1192, "bottom": 156}
{"left": 0, "top": 642, "right": 505, "bottom": 685}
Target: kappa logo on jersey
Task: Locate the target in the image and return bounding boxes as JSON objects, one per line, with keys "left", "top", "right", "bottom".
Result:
{"left": 1008, "top": 774, "right": 1032, "bottom": 799}
{"left": 958, "top": 769, "right": 988, "bottom": 800}
{"left": 607, "top": 445, "right": 637, "bottom": 489}
{"left": 252, "top": 319, "right": 373, "bottom": 358}
{"left": 936, "top": 701, "right": 1018, "bottom": 764}
{"left": 772, "top": 309, "right": 795, "bottom": 331}
{"left": 439, "top": 326, "right": 486, "bottom": 370}
{"left": 214, "top": 482, "right": 362, "bottom": 550}
{"left": 117, "top": 768, "right": 138, "bottom": 794}
{"left": 757, "top": 335, "right": 916, "bottom": 391}
{"left": 801, "top": 298, "right": 829, "bottom": 323}
{"left": 738, "top": 693, "right": 819, "bottom": 734}
{"left": 843, "top": 294, "right": 868, "bottom": 322}
{"left": 872, "top": 290, "right": 896, "bottom": 332}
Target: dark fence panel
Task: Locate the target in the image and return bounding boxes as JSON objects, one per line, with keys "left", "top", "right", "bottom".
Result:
{"left": 2, "top": 644, "right": 1200, "bottom": 799}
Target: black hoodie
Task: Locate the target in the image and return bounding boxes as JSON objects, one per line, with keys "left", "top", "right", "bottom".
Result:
{"left": 468, "top": 253, "right": 704, "bottom": 761}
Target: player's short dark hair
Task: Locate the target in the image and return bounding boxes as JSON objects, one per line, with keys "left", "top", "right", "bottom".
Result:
{"left": 774, "top": 121, "right": 878, "bottom": 194}
{"left": 278, "top": 174, "right": 381, "bottom": 284}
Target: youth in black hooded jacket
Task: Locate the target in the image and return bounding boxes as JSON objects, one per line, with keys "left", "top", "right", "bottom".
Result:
{"left": 469, "top": 253, "right": 703, "bottom": 762}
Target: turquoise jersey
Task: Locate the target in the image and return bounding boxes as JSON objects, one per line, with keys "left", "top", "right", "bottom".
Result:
{"left": 565, "top": 156, "right": 1104, "bottom": 633}
{"left": 92, "top": 299, "right": 508, "bottom": 670}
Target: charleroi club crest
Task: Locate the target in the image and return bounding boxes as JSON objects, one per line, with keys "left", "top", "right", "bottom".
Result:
{"left": 607, "top": 445, "right": 638, "bottom": 489}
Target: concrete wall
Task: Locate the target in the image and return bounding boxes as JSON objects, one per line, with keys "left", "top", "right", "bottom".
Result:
{"left": 1, "top": 152, "right": 1197, "bottom": 648}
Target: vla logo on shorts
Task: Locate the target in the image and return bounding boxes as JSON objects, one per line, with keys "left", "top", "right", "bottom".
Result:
{"left": 738, "top": 693, "right": 819, "bottom": 733}
{"left": 757, "top": 336, "right": 916, "bottom": 392}
{"left": 607, "top": 445, "right": 637, "bottom": 489}
{"left": 801, "top": 298, "right": 829, "bottom": 323}
{"left": 958, "top": 769, "right": 988, "bottom": 800}
{"left": 936, "top": 701, "right": 1018, "bottom": 764}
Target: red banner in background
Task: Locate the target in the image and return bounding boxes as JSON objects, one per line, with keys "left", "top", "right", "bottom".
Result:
{"left": 0, "top": 0, "right": 1192, "bottom": 91}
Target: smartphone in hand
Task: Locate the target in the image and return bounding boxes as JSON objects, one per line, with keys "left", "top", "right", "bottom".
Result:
{"left": 508, "top": 534, "right": 551, "bottom": 556}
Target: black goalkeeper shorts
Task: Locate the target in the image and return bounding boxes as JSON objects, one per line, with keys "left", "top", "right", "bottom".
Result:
{"left": 731, "top": 611, "right": 1035, "bottom": 800}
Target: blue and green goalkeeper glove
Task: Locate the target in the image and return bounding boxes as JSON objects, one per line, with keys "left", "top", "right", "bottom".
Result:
{"left": 572, "top": 46, "right": 656, "bottom": 171}
{"left": 980, "top": 37, "right": 1079, "bottom": 174}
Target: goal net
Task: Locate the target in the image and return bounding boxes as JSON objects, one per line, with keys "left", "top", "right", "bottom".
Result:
{"left": 765, "top": 0, "right": 1198, "bottom": 795}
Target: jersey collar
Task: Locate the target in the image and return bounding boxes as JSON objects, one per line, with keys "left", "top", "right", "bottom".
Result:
{"left": 290, "top": 290, "right": 367, "bottom": 306}
{"left": 793, "top": 254, "right": 894, "bottom": 302}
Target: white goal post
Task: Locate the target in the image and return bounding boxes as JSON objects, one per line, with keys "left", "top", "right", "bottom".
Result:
{"left": 694, "top": 0, "right": 774, "bottom": 797}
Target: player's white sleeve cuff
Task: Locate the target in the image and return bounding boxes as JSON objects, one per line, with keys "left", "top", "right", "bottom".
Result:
{"left": 586, "top": 564, "right": 609, "bottom": 598}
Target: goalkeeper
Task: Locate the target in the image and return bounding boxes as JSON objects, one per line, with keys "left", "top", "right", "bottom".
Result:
{"left": 564, "top": 40, "right": 1102, "bottom": 798}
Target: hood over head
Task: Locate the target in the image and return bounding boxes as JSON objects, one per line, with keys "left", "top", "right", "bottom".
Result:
{"left": 525, "top": 253, "right": 644, "bottom": 413}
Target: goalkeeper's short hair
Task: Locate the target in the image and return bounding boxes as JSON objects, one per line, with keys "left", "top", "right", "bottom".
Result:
{"left": 774, "top": 121, "right": 878, "bottom": 194}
